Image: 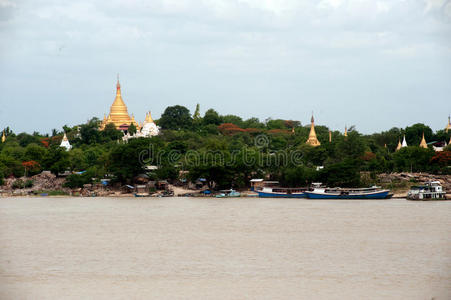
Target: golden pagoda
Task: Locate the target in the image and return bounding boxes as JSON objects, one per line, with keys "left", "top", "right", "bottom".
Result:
{"left": 344, "top": 125, "right": 348, "bottom": 137}
{"left": 306, "top": 114, "right": 321, "bottom": 147}
{"left": 328, "top": 130, "right": 332, "bottom": 142}
{"left": 100, "top": 77, "right": 139, "bottom": 130}
{"left": 395, "top": 139, "right": 402, "bottom": 151}
{"left": 145, "top": 111, "right": 154, "bottom": 123}
{"left": 419, "top": 132, "right": 428, "bottom": 149}
{"left": 446, "top": 116, "right": 450, "bottom": 133}
{"left": 1, "top": 130, "right": 5, "bottom": 143}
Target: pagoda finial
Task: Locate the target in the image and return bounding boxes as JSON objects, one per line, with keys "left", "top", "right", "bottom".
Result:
{"left": 401, "top": 134, "right": 408, "bottom": 147}
{"left": 306, "top": 113, "right": 320, "bottom": 147}
{"left": 116, "top": 74, "right": 121, "bottom": 92}
{"left": 419, "top": 132, "right": 427, "bottom": 149}
{"left": 396, "top": 138, "right": 402, "bottom": 151}
{"left": 311, "top": 111, "right": 314, "bottom": 124}
{"left": 446, "top": 115, "right": 451, "bottom": 133}
{"left": 329, "top": 130, "right": 332, "bottom": 142}
{"left": 1, "top": 130, "right": 5, "bottom": 143}
{"left": 344, "top": 125, "right": 348, "bottom": 137}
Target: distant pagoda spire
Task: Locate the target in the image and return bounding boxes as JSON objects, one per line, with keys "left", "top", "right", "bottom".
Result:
{"left": 446, "top": 115, "right": 451, "bottom": 133}
{"left": 60, "top": 133, "right": 72, "bottom": 151}
{"left": 305, "top": 113, "right": 321, "bottom": 147}
{"left": 1, "top": 130, "right": 5, "bottom": 143}
{"left": 145, "top": 111, "right": 154, "bottom": 123}
{"left": 396, "top": 138, "right": 402, "bottom": 151}
{"left": 401, "top": 134, "right": 408, "bottom": 147}
{"left": 419, "top": 132, "right": 428, "bottom": 149}
{"left": 329, "top": 130, "right": 332, "bottom": 142}
{"left": 344, "top": 125, "right": 348, "bottom": 137}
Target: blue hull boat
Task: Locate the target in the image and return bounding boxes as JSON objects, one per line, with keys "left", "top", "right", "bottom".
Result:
{"left": 305, "top": 187, "right": 391, "bottom": 199}
{"left": 256, "top": 187, "right": 307, "bottom": 198}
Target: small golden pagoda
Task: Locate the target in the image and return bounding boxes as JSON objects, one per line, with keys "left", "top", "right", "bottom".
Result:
{"left": 328, "top": 130, "right": 332, "bottom": 142}
{"left": 344, "top": 125, "right": 348, "bottom": 137}
{"left": 419, "top": 132, "right": 428, "bottom": 149}
{"left": 306, "top": 114, "right": 321, "bottom": 147}
{"left": 395, "top": 139, "right": 402, "bottom": 151}
{"left": 446, "top": 116, "right": 450, "bottom": 133}
{"left": 100, "top": 77, "right": 139, "bottom": 130}
{"left": 144, "top": 111, "right": 154, "bottom": 123}
{"left": 1, "top": 130, "right": 5, "bottom": 143}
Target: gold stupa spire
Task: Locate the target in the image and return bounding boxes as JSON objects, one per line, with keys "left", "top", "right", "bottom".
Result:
{"left": 145, "top": 111, "right": 154, "bottom": 123}
{"left": 446, "top": 115, "right": 451, "bottom": 133}
{"left": 306, "top": 113, "right": 321, "bottom": 147}
{"left": 100, "top": 76, "right": 138, "bottom": 130}
{"left": 419, "top": 132, "right": 428, "bottom": 149}
{"left": 1, "top": 130, "right": 5, "bottom": 143}
{"left": 396, "top": 139, "right": 402, "bottom": 151}
{"left": 344, "top": 125, "right": 348, "bottom": 137}
{"left": 329, "top": 130, "right": 332, "bottom": 142}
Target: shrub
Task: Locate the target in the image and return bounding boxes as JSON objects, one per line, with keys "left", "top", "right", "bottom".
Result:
{"left": 12, "top": 179, "right": 24, "bottom": 189}
{"left": 24, "top": 179, "right": 34, "bottom": 188}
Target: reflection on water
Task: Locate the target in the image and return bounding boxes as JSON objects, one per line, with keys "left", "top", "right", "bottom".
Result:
{"left": 0, "top": 197, "right": 450, "bottom": 299}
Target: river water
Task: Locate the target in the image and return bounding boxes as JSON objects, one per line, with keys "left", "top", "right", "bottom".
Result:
{"left": 0, "top": 197, "right": 450, "bottom": 299}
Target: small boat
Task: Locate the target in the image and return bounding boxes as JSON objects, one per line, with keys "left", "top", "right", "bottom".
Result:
{"left": 255, "top": 187, "right": 307, "bottom": 198}
{"left": 134, "top": 185, "right": 150, "bottom": 197}
{"left": 407, "top": 181, "right": 447, "bottom": 200}
{"left": 304, "top": 186, "right": 391, "bottom": 199}
{"left": 215, "top": 189, "right": 241, "bottom": 198}
{"left": 134, "top": 193, "right": 150, "bottom": 197}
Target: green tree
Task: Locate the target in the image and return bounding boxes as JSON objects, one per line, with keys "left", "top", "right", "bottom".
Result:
{"left": 109, "top": 138, "right": 154, "bottom": 183}
{"left": 203, "top": 109, "right": 222, "bottom": 126}
{"left": 101, "top": 123, "right": 123, "bottom": 141}
{"left": 242, "top": 117, "right": 264, "bottom": 129}
{"left": 80, "top": 118, "right": 101, "bottom": 144}
{"left": 222, "top": 115, "right": 243, "bottom": 127}
{"left": 42, "top": 145, "right": 70, "bottom": 175}
{"left": 193, "top": 103, "right": 201, "bottom": 120}
{"left": 405, "top": 123, "right": 433, "bottom": 146}
{"left": 393, "top": 146, "right": 435, "bottom": 172}
{"left": 24, "top": 143, "right": 47, "bottom": 162}
{"left": 159, "top": 105, "right": 193, "bottom": 130}
{"left": 128, "top": 123, "right": 137, "bottom": 135}
{"left": 319, "top": 159, "right": 360, "bottom": 187}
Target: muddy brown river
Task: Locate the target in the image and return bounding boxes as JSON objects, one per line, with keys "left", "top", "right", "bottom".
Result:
{"left": 0, "top": 197, "right": 450, "bottom": 299}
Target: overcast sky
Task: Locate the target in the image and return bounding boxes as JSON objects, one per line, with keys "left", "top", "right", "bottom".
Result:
{"left": 0, "top": 0, "right": 450, "bottom": 134}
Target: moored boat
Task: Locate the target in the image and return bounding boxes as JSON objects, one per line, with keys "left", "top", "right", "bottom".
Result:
{"left": 255, "top": 187, "right": 307, "bottom": 198}
{"left": 216, "top": 189, "right": 241, "bottom": 198}
{"left": 407, "top": 181, "right": 447, "bottom": 200}
{"left": 304, "top": 186, "right": 391, "bottom": 199}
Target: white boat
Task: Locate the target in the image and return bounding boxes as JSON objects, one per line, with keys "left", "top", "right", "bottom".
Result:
{"left": 216, "top": 189, "right": 241, "bottom": 198}
{"left": 305, "top": 186, "right": 392, "bottom": 199}
{"left": 255, "top": 186, "right": 307, "bottom": 198}
{"left": 407, "top": 181, "right": 447, "bottom": 200}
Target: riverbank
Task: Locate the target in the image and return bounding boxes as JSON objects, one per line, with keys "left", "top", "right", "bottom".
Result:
{"left": 1, "top": 172, "right": 450, "bottom": 198}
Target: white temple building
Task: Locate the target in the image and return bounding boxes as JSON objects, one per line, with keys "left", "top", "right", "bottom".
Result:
{"left": 60, "top": 133, "right": 72, "bottom": 151}
{"left": 122, "top": 111, "right": 160, "bottom": 142}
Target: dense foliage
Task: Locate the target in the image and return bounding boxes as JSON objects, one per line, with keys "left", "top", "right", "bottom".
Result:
{"left": 1, "top": 106, "right": 450, "bottom": 189}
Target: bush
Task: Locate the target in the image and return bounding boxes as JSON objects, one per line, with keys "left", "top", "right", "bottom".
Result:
{"left": 12, "top": 179, "right": 24, "bottom": 189}
{"left": 24, "top": 179, "right": 33, "bottom": 188}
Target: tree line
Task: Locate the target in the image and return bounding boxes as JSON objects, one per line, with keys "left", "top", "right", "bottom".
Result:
{"left": 1, "top": 105, "right": 450, "bottom": 188}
